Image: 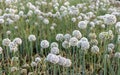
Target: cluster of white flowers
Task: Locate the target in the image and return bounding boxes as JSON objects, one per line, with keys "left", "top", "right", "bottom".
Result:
{"left": 69, "top": 37, "right": 78, "bottom": 46}
{"left": 2, "top": 38, "right": 11, "bottom": 46}
{"left": 30, "top": 61, "right": 37, "bottom": 67}
{"left": 0, "top": 19, "right": 4, "bottom": 24}
{"left": 57, "top": 55, "right": 72, "bottom": 67}
{"left": 91, "top": 45, "right": 99, "bottom": 54}
{"left": 107, "top": 43, "right": 115, "bottom": 53}
{"left": 13, "top": 40, "right": 21, "bottom": 52}
{"left": 40, "top": 40, "right": 49, "bottom": 48}
{"left": 50, "top": 42, "right": 58, "bottom": 48}
{"left": 88, "top": 32, "right": 98, "bottom": 46}
{"left": 78, "top": 20, "right": 89, "bottom": 29}
{"left": 77, "top": 37, "right": 90, "bottom": 50}
{"left": 9, "top": 42, "right": 18, "bottom": 52}
{"left": 103, "top": 14, "right": 117, "bottom": 25}
{"left": 1, "top": 0, "right": 120, "bottom": 73}
{"left": 43, "top": 18, "right": 49, "bottom": 24}
{"left": 50, "top": 47, "right": 59, "bottom": 54}
{"left": 2, "top": 38, "right": 22, "bottom": 52}
{"left": 50, "top": 23, "right": 57, "bottom": 30}
{"left": 10, "top": 66, "right": 18, "bottom": 72}
{"left": 46, "top": 53, "right": 72, "bottom": 67}
{"left": 6, "top": 30, "right": 11, "bottom": 35}
{"left": 62, "top": 41, "right": 70, "bottom": 49}
{"left": 35, "top": 57, "right": 41, "bottom": 63}
{"left": 90, "top": 39, "right": 98, "bottom": 45}
{"left": 115, "top": 22, "right": 120, "bottom": 34}
{"left": 99, "top": 30, "right": 114, "bottom": 41}
{"left": 64, "top": 34, "right": 71, "bottom": 41}
{"left": 13, "top": 38, "right": 22, "bottom": 45}
{"left": 72, "top": 30, "right": 82, "bottom": 39}
{"left": 28, "top": 34, "right": 36, "bottom": 41}
{"left": 114, "top": 52, "right": 120, "bottom": 58}
{"left": 30, "top": 56, "right": 41, "bottom": 67}
{"left": 56, "top": 33, "right": 64, "bottom": 41}
{"left": 88, "top": 33, "right": 97, "bottom": 39}
{"left": 0, "top": 0, "right": 116, "bottom": 31}
{"left": 46, "top": 53, "right": 59, "bottom": 64}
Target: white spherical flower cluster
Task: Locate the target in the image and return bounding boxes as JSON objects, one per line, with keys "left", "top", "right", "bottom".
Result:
{"left": 58, "top": 55, "right": 72, "bottom": 67}
{"left": 77, "top": 37, "right": 90, "bottom": 50}
{"left": 50, "top": 26, "right": 55, "bottom": 30}
{"left": 86, "top": 12, "right": 95, "bottom": 18}
{"left": 103, "top": 14, "right": 117, "bottom": 25}
{"left": 77, "top": 41, "right": 82, "bottom": 48}
{"left": 28, "top": 34, "right": 36, "bottom": 42}
{"left": 115, "top": 22, "right": 120, "bottom": 34}
{"left": 114, "top": 52, "right": 120, "bottom": 58}
{"left": 80, "top": 37, "right": 88, "bottom": 41}
{"left": 9, "top": 42, "right": 18, "bottom": 52}
{"left": 89, "top": 22, "right": 95, "bottom": 28}
{"left": 101, "top": 24, "right": 106, "bottom": 29}
{"left": 62, "top": 41, "right": 70, "bottom": 49}
{"left": 27, "top": 10, "right": 33, "bottom": 17}
{"left": 108, "top": 30, "right": 114, "bottom": 39}
{"left": 50, "top": 47, "right": 59, "bottom": 54}
{"left": 19, "top": 11, "right": 24, "bottom": 16}
{"left": 64, "top": 59, "right": 72, "bottom": 67}
{"left": 72, "top": 30, "right": 82, "bottom": 39}
{"left": 43, "top": 18, "right": 49, "bottom": 24}
{"left": 80, "top": 41, "right": 90, "bottom": 50}
{"left": 46, "top": 54, "right": 72, "bottom": 67}
{"left": 115, "top": 22, "right": 120, "bottom": 29}
{"left": 11, "top": 67, "right": 18, "bottom": 72}
{"left": 14, "top": 26, "right": 18, "bottom": 29}
{"left": 108, "top": 43, "right": 115, "bottom": 50}
{"left": 91, "top": 45, "right": 99, "bottom": 54}
{"left": 13, "top": 38, "right": 22, "bottom": 45}
{"left": 56, "top": 33, "right": 64, "bottom": 41}
{"left": 107, "top": 47, "right": 113, "bottom": 53}
{"left": 13, "top": 15, "right": 20, "bottom": 21}
{"left": 0, "top": 19, "right": 4, "bottom": 24}
{"left": 69, "top": 37, "right": 78, "bottom": 46}
{"left": 99, "top": 32, "right": 107, "bottom": 40}
{"left": 6, "top": 30, "right": 11, "bottom": 35}
{"left": 3, "top": 37, "right": 23, "bottom": 52}
{"left": 46, "top": 53, "right": 59, "bottom": 64}
{"left": 88, "top": 33, "right": 97, "bottom": 39}
{"left": 2, "top": 38, "right": 11, "bottom": 46}
{"left": 28, "top": 72, "right": 33, "bottom": 75}
{"left": 78, "top": 20, "right": 88, "bottom": 29}
{"left": 90, "top": 39, "right": 98, "bottom": 45}
{"left": 71, "top": 17, "right": 76, "bottom": 23}
{"left": 40, "top": 40, "right": 49, "bottom": 48}
{"left": 52, "top": 23, "right": 57, "bottom": 27}
{"left": 57, "top": 55, "right": 66, "bottom": 65}
{"left": 50, "top": 42, "right": 58, "bottom": 48}
{"left": 99, "top": 30, "right": 114, "bottom": 40}
{"left": 77, "top": 16, "right": 82, "bottom": 20}
{"left": 35, "top": 57, "right": 41, "bottom": 63}
{"left": 64, "top": 34, "right": 71, "bottom": 41}
{"left": 31, "top": 61, "right": 37, "bottom": 67}
{"left": 64, "top": 1, "right": 70, "bottom": 6}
